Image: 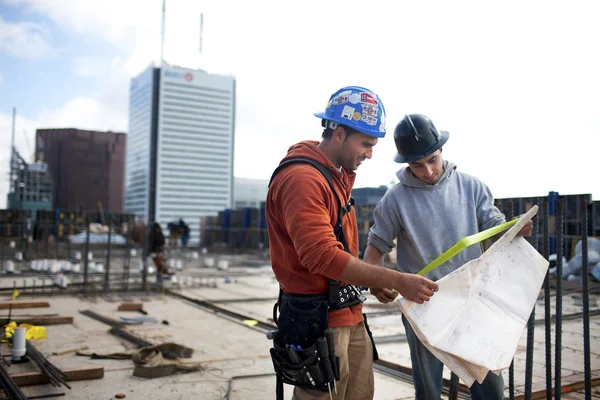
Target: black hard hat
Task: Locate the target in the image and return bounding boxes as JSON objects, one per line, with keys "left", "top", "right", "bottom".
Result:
{"left": 393, "top": 114, "right": 449, "bottom": 163}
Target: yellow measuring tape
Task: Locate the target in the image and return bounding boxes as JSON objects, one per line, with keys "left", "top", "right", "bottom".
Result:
{"left": 417, "top": 218, "right": 520, "bottom": 276}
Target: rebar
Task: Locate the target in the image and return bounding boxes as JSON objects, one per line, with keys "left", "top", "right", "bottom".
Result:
{"left": 581, "top": 201, "right": 591, "bottom": 400}
{"left": 83, "top": 214, "right": 91, "bottom": 296}
{"left": 79, "top": 310, "right": 123, "bottom": 328}
{"left": 554, "top": 199, "right": 564, "bottom": 400}
{"left": 0, "top": 359, "right": 28, "bottom": 399}
{"left": 507, "top": 200, "right": 515, "bottom": 400}
{"left": 104, "top": 213, "right": 112, "bottom": 292}
{"left": 26, "top": 341, "right": 71, "bottom": 389}
{"left": 524, "top": 198, "right": 541, "bottom": 400}
{"left": 108, "top": 327, "right": 152, "bottom": 348}
{"left": 543, "top": 200, "right": 552, "bottom": 400}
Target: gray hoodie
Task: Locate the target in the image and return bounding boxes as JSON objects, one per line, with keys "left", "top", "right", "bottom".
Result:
{"left": 367, "top": 160, "right": 505, "bottom": 281}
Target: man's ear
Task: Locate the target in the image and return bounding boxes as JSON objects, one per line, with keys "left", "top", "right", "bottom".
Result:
{"left": 332, "top": 125, "right": 346, "bottom": 143}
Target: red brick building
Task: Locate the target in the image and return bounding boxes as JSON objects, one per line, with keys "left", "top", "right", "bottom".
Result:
{"left": 35, "top": 128, "right": 126, "bottom": 213}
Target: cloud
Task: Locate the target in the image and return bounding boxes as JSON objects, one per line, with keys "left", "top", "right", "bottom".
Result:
{"left": 2, "top": 0, "right": 599, "bottom": 204}
{"left": 71, "top": 56, "right": 107, "bottom": 77}
{"left": 0, "top": 16, "right": 54, "bottom": 59}
{"left": 36, "top": 97, "right": 127, "bottom": 132}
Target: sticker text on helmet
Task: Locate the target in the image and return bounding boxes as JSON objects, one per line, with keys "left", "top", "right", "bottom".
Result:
{"left": 360, "top": 92, "right": 378, "bottom": 105}
{"left": 333, "top": 92, "right": 350, "bottom": 105}
{"left": 361, "top": 103, "right": 378, "bottom": 116}
{"left": 361, "top": 114, "right": 378, "bottom": 126}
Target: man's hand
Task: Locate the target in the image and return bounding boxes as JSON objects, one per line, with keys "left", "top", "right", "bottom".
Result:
{"left": 515, "top": 215, "right": 533, "bottom": 237}
{"left": 370, "top": 288, "right": 398, "bottom": 304}
{"left": 394, "top": 273, "right": 439, "bottom": 304}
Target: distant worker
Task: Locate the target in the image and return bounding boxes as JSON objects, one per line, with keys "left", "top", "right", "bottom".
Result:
{"left": 363, "top": 114, "right": 532, "bottom": 400}
{"left": 147, "top": 222, "right": 169, "bottom": 283}
{"left": 179, "top": 219, "right": 190, "bottom": 247}
{"left": 266, "top": 87, "right": 438, "bottom": 400}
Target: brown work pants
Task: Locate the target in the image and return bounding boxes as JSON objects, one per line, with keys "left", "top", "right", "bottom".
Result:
{"left": 292, "top": 321, "right": 374, "bottom": 400}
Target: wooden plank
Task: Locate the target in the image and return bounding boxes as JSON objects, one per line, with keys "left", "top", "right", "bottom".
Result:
{"left": 14, "top": 316, "right": 73, "bottom": 325}
{"left": 10, "top": 366, "right": 104, "bottom": 387}
{"left": 0, "top": 302, "right": 50, "bottom": 309}
{"left": 118, "top": 303, "right": 143, "bottom": 312}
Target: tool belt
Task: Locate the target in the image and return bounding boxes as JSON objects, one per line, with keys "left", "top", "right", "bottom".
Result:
{"left": 268, "top": 281, "right": 367, "bottom": 398}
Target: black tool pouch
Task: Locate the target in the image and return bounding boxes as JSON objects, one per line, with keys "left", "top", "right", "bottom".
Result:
{"left": 270, "top": 333, "right": 330, "bottom": 391}
{"left": 269, "top": 295, "right": 340, "bottom": 396}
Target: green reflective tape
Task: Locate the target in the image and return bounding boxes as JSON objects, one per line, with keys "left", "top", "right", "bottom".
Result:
{"left": 417, "top": 218, "right": 520, "bottom": 276}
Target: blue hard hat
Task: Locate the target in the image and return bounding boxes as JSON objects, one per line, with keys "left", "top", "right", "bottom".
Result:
{"left": 314, "top": 86, "right": 386, "bottom": 138}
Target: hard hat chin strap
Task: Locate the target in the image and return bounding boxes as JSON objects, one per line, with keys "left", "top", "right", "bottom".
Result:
{"left": 322, "top": 119, "right": 338, "bottom": 130}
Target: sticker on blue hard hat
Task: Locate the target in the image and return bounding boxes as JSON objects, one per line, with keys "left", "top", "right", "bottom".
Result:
{"left": 352, "top": 112, "right": 362, "bottom": 121}
{"left": 361, "top": 114, "right": 378, "bottom": 125}
{"left": 341, "top": 105, "right": 355, "bottom": 120}
{"left": 333, "top": 92, "right": 350, "bottom": 105}
{"left": 361, "top": 103, "right": 378, "bottom": 116}
{"left": 326, "top": 100, "right": 333, "bottom": 109}
{"left": 360, "top": 92, "right": 378, "bottom": 105}
{"left": 348, "top": 92, "right": 362, "bottom": 104}
{"left": 379, "top": 114, "right": 386, "bottom": 132}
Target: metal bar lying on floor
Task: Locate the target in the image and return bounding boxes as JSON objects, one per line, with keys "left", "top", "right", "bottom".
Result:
{"left": 0, "top": 360, "right": 28, "bottom": 399}
{"left": 26, "top": 342, "right": 71, "bottom": 389}
{"left": 26, "top": 393, "right": 65, "bottom": 399}
{"left": 79, "top": 309, "right": 123, "bottom": 328}
{"left": 108, "top": 327, "right": 153, "bottom": 348}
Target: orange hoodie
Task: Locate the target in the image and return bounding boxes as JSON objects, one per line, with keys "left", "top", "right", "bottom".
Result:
{"left": 266, "top": 140, "right": 363, "bottom": 328}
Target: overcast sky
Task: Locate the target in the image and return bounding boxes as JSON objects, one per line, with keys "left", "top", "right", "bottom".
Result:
{"left": 1, "top": 0, "right": 599, "bottom": 210}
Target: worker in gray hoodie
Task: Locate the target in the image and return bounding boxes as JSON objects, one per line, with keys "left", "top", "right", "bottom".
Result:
{"left": 363, "top": 114, "right": 532, "bottom": 400}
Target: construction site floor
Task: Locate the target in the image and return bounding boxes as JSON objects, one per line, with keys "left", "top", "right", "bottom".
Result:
{"left": 0, "top": 262, "right": 598, "bottom": 399}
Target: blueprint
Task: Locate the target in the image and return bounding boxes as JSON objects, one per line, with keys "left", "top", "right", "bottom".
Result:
{"left": 397, "top": 206, "right": 549, "bottom": 386}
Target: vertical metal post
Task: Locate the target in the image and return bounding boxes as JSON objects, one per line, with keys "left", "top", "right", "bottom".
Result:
{"left": 543, "top": 200, "right": 552, "bottom": 400}
{"left": 142, "top": 221, "right": 149, "bottom": 292}
{"left": 44, "top": 222, "right": 49, "bottom": 259}
{"left": 524, "top": 198, "right": 541, "bottom": 400}
{"left": 83, "top": 214, "right": 90, "bottom": 296}
{"left": 67, "top": 215, "right": 72, "bottom": 261}
{"left": 448, "top": 372, "right": 459, "bottom": 400}
{"left": 581, "top": 201, "right": 591, "bottom": 400}
{"left": 104, "top": 213, "right": 112, "bottom": 292}
{"left": 554, "top": 199, "right": 564, "bottom": 400}
{"left": 123, "top": 226, "right": 131, "bottom": 292}
{"left": 507, "top": 201, "right": 515, "bottom": 400}
{"left": 0, "top": 238, "right": 4, "bottom": 274}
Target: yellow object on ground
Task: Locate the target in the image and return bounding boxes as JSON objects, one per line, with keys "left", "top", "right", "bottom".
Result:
{"left": 3, "top": 321, "right": 47, "bottom": 342}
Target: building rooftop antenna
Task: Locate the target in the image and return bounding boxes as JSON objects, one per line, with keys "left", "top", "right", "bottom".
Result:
{"left": 199, "top": 12, "right": 204, "bottom": 68}
{"left": 160, "top": 0, "right": 166, "bottom": 67}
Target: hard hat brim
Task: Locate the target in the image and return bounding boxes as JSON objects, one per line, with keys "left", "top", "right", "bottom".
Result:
{"left": 393, "top": 130, "right": 449, "bottom": 163}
